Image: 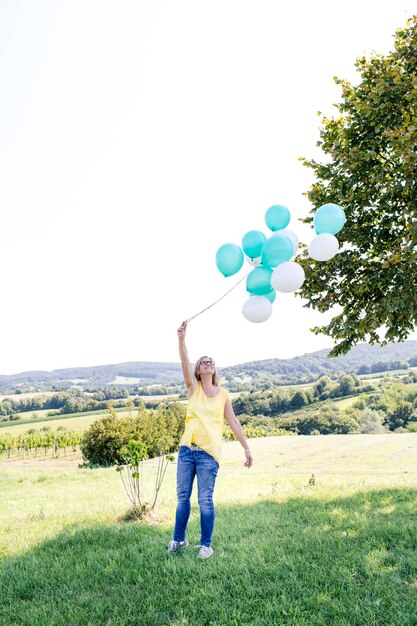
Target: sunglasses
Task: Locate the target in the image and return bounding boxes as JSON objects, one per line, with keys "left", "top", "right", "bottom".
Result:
{"left": 200, "top": 359, "right": 215, "bottom": 366}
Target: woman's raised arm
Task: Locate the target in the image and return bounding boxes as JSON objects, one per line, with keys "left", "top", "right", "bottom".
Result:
{"left": 177, "top": 321, "right": 196, "bottom": 393}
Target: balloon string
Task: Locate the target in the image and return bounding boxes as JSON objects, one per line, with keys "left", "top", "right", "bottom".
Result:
{"left": 186, "top": 270, "right": 251, "bottom": 323}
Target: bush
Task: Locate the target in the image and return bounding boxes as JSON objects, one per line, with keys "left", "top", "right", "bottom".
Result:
{"left": 357, "top": 408, "right": 386, "bottom": 434}
{"left": 242, "top": 425, "right": 294, "bottom": 438}
{"left": 81, "top": 403, "right": 186, "bottom": 466}
{"left": 385, "top": 402, "right": 416, "bottom": 431}
{"left": 278, "top": 407, "right": 359, "bottom": 435}
{"left": 81, "top": 410, "right": 137, "bottom": 466}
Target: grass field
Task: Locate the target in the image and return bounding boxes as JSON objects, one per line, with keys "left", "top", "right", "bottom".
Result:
{"left": 5, "top": 413, "right": 106, "bottom": 434}
{"left": 333, "top": 396, "right": 360, "bottom": 410}
{"left": 7, "top": 408, "right": 54, "bottom": 421}
{"left": 0, "top": 392, "right": 56, "bottom": 402}
{"left": 272, "top": 382, "right": 314, "bottom": 391}
{"left": 0, "top": 412, "right": 112, "bottom": 435}
{"left": 358, "top": 366, "right": 417, "bottom": 382}
{"left": 0, "top": 408, "right": 137, "bottom": 435}
{"left": 0, "top": 433, "right": 416, "bottom": 625}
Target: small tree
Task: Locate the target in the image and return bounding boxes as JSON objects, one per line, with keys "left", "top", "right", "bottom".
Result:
{"left": 330, "top": 374, "right": 357, "bottom": 398}
{"left": 290, "top": 390, "right": 308, "bottom": 409}
{"left": 116, "top": 439, "right": 174, "bottom": 517}
{"left": 385, "top": 401, "right": 416, "bottom": 430}
{"left": 358, "top": 408, "right": 386, "bottom": 434}
{"left": 116, "top": 439, "right": 149, "bottom": 518}
{"left": 313, "top": 375, "right": 335, "bottom": 400}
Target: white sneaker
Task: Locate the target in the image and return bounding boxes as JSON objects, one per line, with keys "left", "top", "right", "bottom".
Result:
{"left": 167, "top": 539, "right": 189, "bottom": 554}
{"left": 195, "top": 545, "right": 214, "bottom": 559}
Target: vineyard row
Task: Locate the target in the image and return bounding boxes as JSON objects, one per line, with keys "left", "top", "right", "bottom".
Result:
{"left": 0, "top": 431, "right": 83, "bottom": 458}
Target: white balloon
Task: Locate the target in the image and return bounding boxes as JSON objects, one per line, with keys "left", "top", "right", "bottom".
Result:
{"left": 242, "top": 296, "right": 273, "bottom": 323}
{"left": 308, "top": 233, "right": 339, "bottom": 261}
{"left": 278, "top": 229, "right": 299, "bottom": 254}
{"left": 245, "top": 255, "right": 262, "bottom": 267}
{"left": 271, "top": 261, "right": 305, "bottom": 293}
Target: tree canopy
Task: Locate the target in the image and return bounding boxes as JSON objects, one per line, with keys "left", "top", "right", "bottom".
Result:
{"left": 300, "top": 16, "right": 417, "bottom": 356}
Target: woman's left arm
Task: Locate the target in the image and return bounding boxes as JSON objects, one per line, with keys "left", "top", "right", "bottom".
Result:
{"left": 224, "top": 397, "right": 253, "bottom": 468}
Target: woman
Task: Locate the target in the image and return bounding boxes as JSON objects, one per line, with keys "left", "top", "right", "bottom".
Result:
{"left": 168, "top": 320, "right": 253, "bottom": 559}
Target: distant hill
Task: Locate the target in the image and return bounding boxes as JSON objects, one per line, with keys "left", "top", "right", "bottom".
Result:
{"left": 0, "top": 362, "right": 184, "bottom": 393}
{"left": 0, "top": 341, "right": 416, "bottom": 392}
{"left": 220, "top": 341, "right": 417, "bottom": 384}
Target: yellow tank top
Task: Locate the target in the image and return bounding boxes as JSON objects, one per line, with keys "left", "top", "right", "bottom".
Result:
{"left": 179, "top": 382, "right": 228, "bottom": 463}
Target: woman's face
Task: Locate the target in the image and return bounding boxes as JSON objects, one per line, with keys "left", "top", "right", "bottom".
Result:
{"left": 199, "top": 357, "right": 215, "bottom": 375}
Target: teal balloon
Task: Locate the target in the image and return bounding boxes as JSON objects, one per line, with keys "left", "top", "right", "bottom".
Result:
{"left": 261, "top": 234, "right": 293, "bottom": 268}
{"left": 216, "top": 243, "right": 244, "bottom": 277}
{"left": 242, "top": 230, "right": 266, "bottom": 259}
{"left": 246, "top": 266, "right": 273, "bottom": 295}
{"left": 264, "top": 289, "right": 276, "bottom": 303}
{"left": 265, "top": 204, "right": 290, "bottom": 231}
{"left": 314, "top": 203, "right": 346, "bottom": 235}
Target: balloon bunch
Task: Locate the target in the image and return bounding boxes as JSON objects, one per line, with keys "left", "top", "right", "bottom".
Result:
{"left": 215, "top": 203, "right": 346, "bottom": 323}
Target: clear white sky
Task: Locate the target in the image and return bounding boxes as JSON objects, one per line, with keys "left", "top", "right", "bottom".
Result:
{"left": 0, "top": 0, "right": 415, "bottom": 374}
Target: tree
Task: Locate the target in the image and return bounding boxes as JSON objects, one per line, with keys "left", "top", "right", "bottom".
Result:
{"left": 385, "top": 401, "right": 416, "bottom": 430}
{"left": 357, "top": 408, "right": 386, "bottom": 434}
{"left": 313, "top": 375, "right": 335, "bottom": 399}
{"left": 232, "top": 394, "right": 252, "bottom": 416}
{"left": 279, "top": 406, "right": 359, "bottom": 435}
{"left": 300, "top": 16, "right": 417, "bottom": 356}
{"left": 330, "top": 374, "right": 357, "bottom": 398}
{"left": 290, "top": 390, "right": 308, "bottom": 409}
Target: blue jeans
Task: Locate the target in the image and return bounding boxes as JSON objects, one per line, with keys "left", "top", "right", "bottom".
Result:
{"left": 173, "top": 446, "right": 219, "bottom": 547}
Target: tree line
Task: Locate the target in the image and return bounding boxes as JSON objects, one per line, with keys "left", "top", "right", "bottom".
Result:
{"left": 234, "top": 375, "right": 417, "bottom": 436}
{"left": 0, "top": 388, "right": 131, "bottom": 420}
{"left": 3, "top": 375, "right": 416, "bottom": 466}
{"left": 232, "top": 374, "right": 370, "bottom": 417}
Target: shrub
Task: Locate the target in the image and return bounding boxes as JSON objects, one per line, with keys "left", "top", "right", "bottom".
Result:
{"left": 242, "top": 425, "right": 293, "bottom": 438}
{"left": 81, "top": 403, "right": 186, "bottom": 466}
{"left": 385, "top": 402, "right": 416, "bottom": 431}
{"left": 278, "top": 407, "right": 359, "bottom": 435}
{"left": 358, "top": 408, "right": 386, "bottom": 434}
{"left": 81, "top": 409, "right": 137, "bottom": 466}
{"left": 116, "top": 439, "right": 175, "bottom": 515}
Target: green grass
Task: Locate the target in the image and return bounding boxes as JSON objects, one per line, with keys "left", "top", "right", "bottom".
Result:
{"left": 273, "top": 382, "right": 315, "bottom": 391}
{"left": 10, "top": 408, "right": 53, "bottom": 420}
{"left": 0, "top": 408, "right": 135, "bottom": 435}
{"left": 358, "top": 366, "right": 417, "bottom": 382}
{"left": 0, "top": 392, "right": 56, "bottom": 402}
{"left": 0, "top": 413, "right": 104, "bottom": 434}
{"left": 333, "top": 396, "right": 360, "bottom": 410}
{"left": 0, "top": 434, "right": 416, "bottom": 625}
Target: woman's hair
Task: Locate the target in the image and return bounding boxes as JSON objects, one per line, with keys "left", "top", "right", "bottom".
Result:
{"left": 194, "top": 356, "right": 219, "bottom": 386}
